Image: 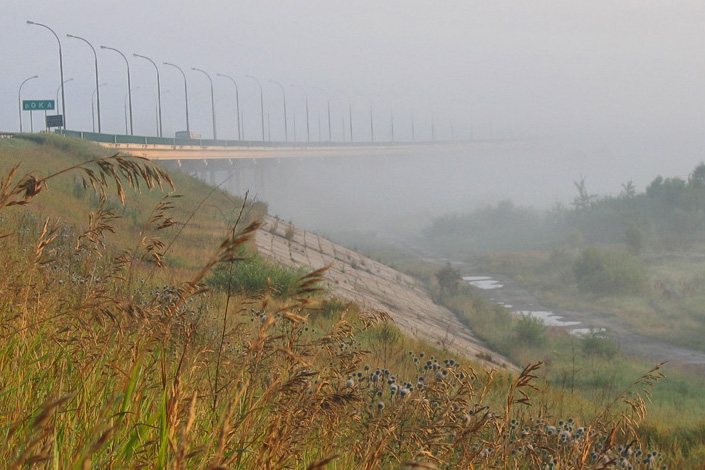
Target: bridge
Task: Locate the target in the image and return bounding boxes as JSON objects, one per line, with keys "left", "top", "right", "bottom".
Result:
{"left": 57, "top": 129, "right": 474, "bottom": 202}
{"left": 50, "top": 129, "right": 529, "bottom": 231}
{"left": 59, "top": 129, "right": 462, "bottom": 161}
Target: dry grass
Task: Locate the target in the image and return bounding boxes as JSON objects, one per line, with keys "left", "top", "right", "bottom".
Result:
{"left": 0, "top": 140, "right": 671, "bottom": 469}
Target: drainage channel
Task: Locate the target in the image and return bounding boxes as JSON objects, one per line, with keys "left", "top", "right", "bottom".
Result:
{"left": 463, "top": 276, "right": 606, "bottom": 336}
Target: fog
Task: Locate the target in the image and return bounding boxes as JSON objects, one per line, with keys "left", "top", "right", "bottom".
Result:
{"left": 2, "top": 1, "right": 704, "bottom": 233}
{"left": 207, "top": 137, "right": 701, "bottom": 236}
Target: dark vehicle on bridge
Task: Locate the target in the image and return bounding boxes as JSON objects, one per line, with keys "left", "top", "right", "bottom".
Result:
{"left": 175, "top": 130, "right": 201, "bottom": 140}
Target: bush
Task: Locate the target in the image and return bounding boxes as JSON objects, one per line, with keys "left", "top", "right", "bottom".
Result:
{"left": 623, "top": 222, "right": 646, "bottom": 255}
{"left": 435, "top": 264, "right": 461, "bottom": 296}
{"left": 206, "top": 249, "right": 308, "bottom": 297}
{"left": 581, "top": 329, "right": 618, "bottom": 358}
{"left": 514, "top": 313, "right": 546, "bottom": 347}
{"left": 574, "top": 246, "right": 648, "bottom": 296}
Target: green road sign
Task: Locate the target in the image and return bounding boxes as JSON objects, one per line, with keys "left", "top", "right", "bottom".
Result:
{"left": 23, "top": 100, "right": 55, "bottom": 111}
{"left": 46, "top": 115, "right": 64, "bottom": 128}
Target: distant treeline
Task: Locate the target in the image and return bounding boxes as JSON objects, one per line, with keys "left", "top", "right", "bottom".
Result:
{"left": 423, "top": 162, "right": 705, "bottom": 253}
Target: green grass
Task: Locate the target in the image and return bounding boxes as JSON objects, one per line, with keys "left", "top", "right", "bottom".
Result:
{"left": 481, "top": 247, "right": 705, "bottom": 352}
{"left": 0, "top": 134, "right": 697, "bottom": 468}
{"left": 350, "top": 241, "right": 705, "bottom": 466}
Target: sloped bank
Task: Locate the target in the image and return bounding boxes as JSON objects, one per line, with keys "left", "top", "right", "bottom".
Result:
{"left": 255, "top": 215, "right": 516, "bottom": 372}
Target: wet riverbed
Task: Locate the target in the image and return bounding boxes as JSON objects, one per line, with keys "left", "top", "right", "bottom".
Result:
{"left": 462, "top": 272, "right": 705, "bottom": 370}
{"left": 464, "top": 275, "right": 590, "bottom": 335}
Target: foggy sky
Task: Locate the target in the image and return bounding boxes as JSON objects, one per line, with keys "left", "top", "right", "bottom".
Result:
{"left": 1, "top": 1, "right": 704, "bottom": 213}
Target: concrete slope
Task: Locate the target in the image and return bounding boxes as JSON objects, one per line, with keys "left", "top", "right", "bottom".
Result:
{"left": 254, "top": 215, "right": 516, "bottom": 372}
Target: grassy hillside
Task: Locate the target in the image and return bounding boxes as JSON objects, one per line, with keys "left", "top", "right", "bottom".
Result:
{"left": 0, "top": 134, "right": 684, "bottom": 468}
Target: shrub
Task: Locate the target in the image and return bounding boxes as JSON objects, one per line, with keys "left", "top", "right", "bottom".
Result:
{"left": 435, "top": 264, "right": 461, "bottom": 296}
{"left": 514, "top": 313, "right": 546, "bottom": 347}
{"left": 623, "top": 222, "right": 646, "bottom": 255}
{"left": 319, "top": 298, "right": 349, "bottom": 319}
{"left": 206, "top": 247, "right": 308, "bottom": 297}
{"left": 581, "top": 329, "right": 618, "bottom": 358}
{"left": 574, "top": 246, "right": 648, "bottom": 296}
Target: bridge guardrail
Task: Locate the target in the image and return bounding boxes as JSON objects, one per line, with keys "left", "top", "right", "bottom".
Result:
{"left": 56, "top": 129, "right": 441, "bottom": 149}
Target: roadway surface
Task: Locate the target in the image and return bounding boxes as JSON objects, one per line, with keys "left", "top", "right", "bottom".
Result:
{"left": 95, "top": 140, "right": 471, "bottom": 161}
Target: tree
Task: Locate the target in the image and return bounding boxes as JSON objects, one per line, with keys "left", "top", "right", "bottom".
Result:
{"left": 688, "top": 162, "right": 705, "bottom": 189}
{"left": 573, "top": 176, "right": 596, "bottom": 211}
{"left": 620, "top": 179, "right": 637, "bottom": 199}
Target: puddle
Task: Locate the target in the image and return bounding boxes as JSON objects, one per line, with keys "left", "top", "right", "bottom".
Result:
{"left": 464, "top": 275, "right": 595, "bottom": 331}
{"left": 516, "top": 310, "right": 581, "bottom": 327}
{"left": 570, "top": 327, "right": 607, "bottom": 337}
{"left": 463, "top": 276, "right": 503, "bottom": 290}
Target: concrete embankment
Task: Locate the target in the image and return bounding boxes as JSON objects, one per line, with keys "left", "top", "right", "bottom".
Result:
{"left": 254, "top": 215, "right": 516, "bottom": 372}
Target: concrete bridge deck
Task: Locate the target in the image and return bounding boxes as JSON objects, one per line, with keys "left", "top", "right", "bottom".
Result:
{"left": 94, "top": 141, "right": 441, "bottom": 161}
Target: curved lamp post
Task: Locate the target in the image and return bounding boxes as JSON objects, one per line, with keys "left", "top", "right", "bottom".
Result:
{"left": 411, "top": 107, "right": 416, "bottom": 142}
{"left": 92, "top": 82, "right": 107, "bottom": 132}
{"left": 390, "top": 105, "right": 395, "bottom": 142}
{"left": 27, "top": 21, "right": 66, "bottom": 128}
{"left": 56, "top": 78, "right": 74, "bottom": 113}
{"left": 192, "top": 68, "right": 217, "bottom": 140}
{"left": 312, "top": 87, "right": 332, "bottom": 142}
{"left": 101, "top": 45, "right": 133, "bottom": 135}
{"left": 245, "top": 75, "right": 265, "bottom": 142}
{"left": 67, "top": 34, "right": 101, "bottom": 133}
{"left": 124, "top": 86, "right": 139, "bottom": 135}
{"left": 269, "top": 80, "right": 288, "bottom": 142}
{"left": 216, "top": 73, "right": 241, "bottom": 140}
{"left": 292, "top": 85, "right": 310, "bottom": 143}
{"left": 134, "top": 54, "right": 163, "bottom": 137}
{"left": 369, "top": 103, "right": 374, "bottom": 142}
{"left": 18, "top": 75, "right": 38, "bottom": 133}
{"left": 164, "top": 62, "right": 190, "bottom": 133}
{"left": 335, "top": 89, "right": 353, "bottom": 142}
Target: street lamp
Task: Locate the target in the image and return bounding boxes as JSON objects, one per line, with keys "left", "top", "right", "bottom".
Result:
{"left": 18, "top": 75, "right": 38, "bottom": 133}
{"left": 134, "top": 54, "right": 163, "bottom": 137}
{"left": 101, "top": 45, "right": 133, "bottom": 135}
{"left": 192, "top": 68, "right": 217, "bottom": 140}
{"left": 292, "top": 85, "right": 310, "bottom": 143}
{"left": 124, "top": 87, "right": 139, "bottom": 135}
{"left": 216, "top": 73, "right": 241, "bottom": 140}
{"left": 27, "top": 21, "right": 66, "bottom": 128}
{"left": 390, "top": 106, "right": 395, "bottom": 143}
{"left": 313, "top": 87, "right": 332, "bottom": 142}
{"left": 369, "top": 103, "right": 374, "bottom": 142}
{"left": 245, "top": 75, "right": 265, "bottom": 142}
{"left": 336, "top": 89, "right": 353, "bottom": 142}
{"left": 92, "top": 82, "right": 107, "bottom": 133}
{"left": 269, "top": 80, "right": 288, "bottom": 142}
{"left": 56, "top": 78, "right": 74, "bottom": 112}
{"left": 67, "top": 34, "right": 101, "bottom": 133}
{"left": 411, "top": 107, "right": 415, "bottom": 142}
{"left": 164, "top": 62, "right": 190, "bottom": 133}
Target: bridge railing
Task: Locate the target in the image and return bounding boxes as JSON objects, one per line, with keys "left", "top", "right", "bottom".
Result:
{"left": 56, "top": 129, "right": 436, "bottom": 148}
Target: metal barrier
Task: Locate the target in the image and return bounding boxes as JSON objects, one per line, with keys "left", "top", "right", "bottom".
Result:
{"left": 56, "top": 129, "right": 421, "bottom": 148}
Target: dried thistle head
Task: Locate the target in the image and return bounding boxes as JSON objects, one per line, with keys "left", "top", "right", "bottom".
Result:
{"left": 19, "top": 175, "right": 43, "bottom": 198}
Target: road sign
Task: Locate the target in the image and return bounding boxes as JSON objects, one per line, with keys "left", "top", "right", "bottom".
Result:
{"left": 46, "top": 115, "right": 64, "bottom": 128}
{"left": 23, "top": 100, "right": 55, "bottom": 111}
